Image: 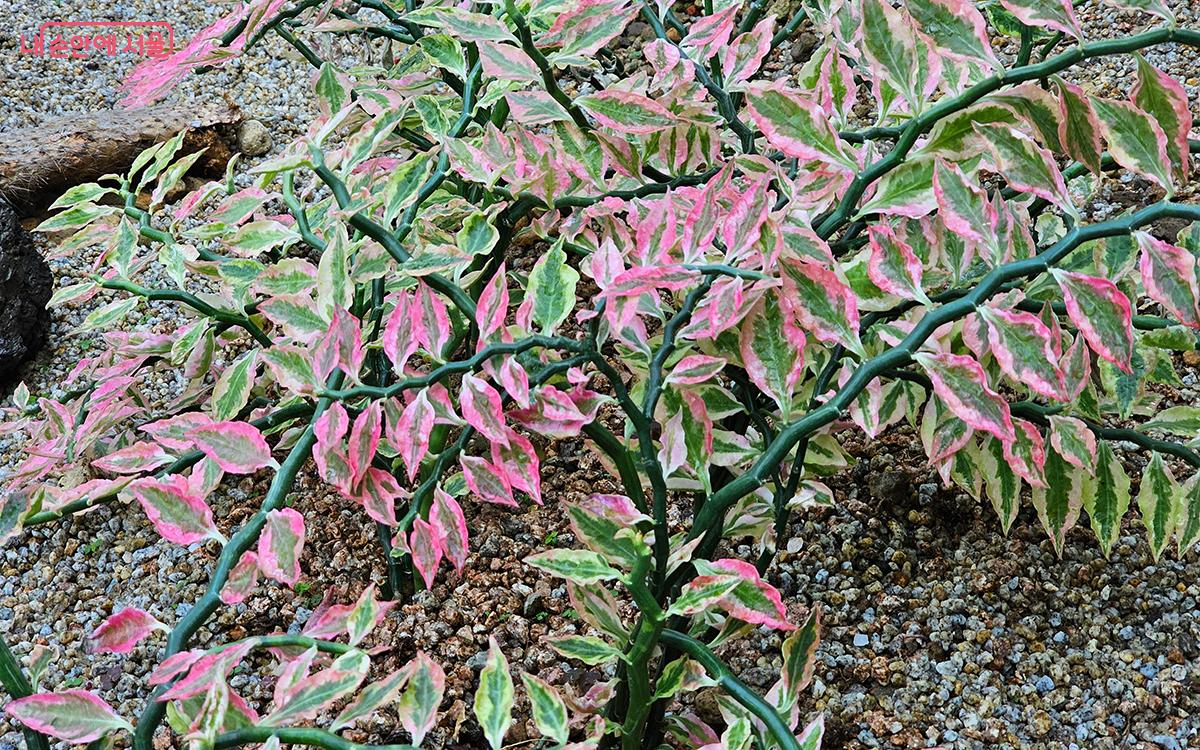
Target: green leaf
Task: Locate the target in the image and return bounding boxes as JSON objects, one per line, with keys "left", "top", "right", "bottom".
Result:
{"left": 743, "top": 84, "right": 857, "bottom": 171}
{"left": 1053, "top": 77, "right": 1103, "bottom": 175}
{"left": 524, "top": 549, "right": 622, "bottom": 584}
{"left": 525, "top": 240, "right": 578, "bottom": 335}
{"left": 549, "top": 635, "right": 627, "bottom": 665}
{"left": 36, "top": 203, "right": 118, "bottom": 233}
{"left": 978, "top": 436, "right": 1022, "bottom": 534}
{"left": 211, "top": 351, "right": 258, "bottom": 421}
{"left": 48, "top": 183, "right": 116, "bottom": 212}
{"left": 855, "top": 157, "right": 935, "bottom": 219}
{"left": 1133, "top": 54, "right": 1190, "bottom": 180}
{"left": 77, "top": 297, "right": 139, "bottom": 334}
{"left": 1173, "top": 472, "right": 1200, "bottom": 558}
{"left": 1138, "top": 452, "right": 1177, "bottom": 561}
{"left": 473, "top": 637, "right": 514, "bottom": 750}
{"left": 780, "top": 607, "right": 820, "bottom": 708}
{"left": 860, "top": 0, "right": 927, "bottom": 112}
{"left": 1085, "top": 441, "right": 1130, "bottom": 557}
{"left": 520, "top": 673, "right": 568, "bottom": 745}
{"left": 457, "top": 212, "right": 499, "bottom": 257}
{"left": 1030, "top": 448, "right": 1084, "bottom": 556}
{"left": 1143, "top": 406, "right": 1200, "bottom": 437}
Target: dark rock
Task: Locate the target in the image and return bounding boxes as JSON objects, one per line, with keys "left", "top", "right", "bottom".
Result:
{"left": 0, "top": 198, "right": 52, "bottom": 381}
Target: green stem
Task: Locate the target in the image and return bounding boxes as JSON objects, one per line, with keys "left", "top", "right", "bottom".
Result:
{"left": 660, "top": 630, "right": 803, "bottom": 750}
{"left": 504, "top": 0, "right": 591, "bottom": 130}
{"left": 96, "top": 277, "right": 273, "bottom": 348}
{"left": 213, "top": 727, "right": 416, "bottom": 750}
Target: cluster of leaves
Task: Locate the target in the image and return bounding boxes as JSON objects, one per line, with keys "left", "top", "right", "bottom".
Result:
{"left": 3, "top": 0, "right": 1200, "bottom": 748}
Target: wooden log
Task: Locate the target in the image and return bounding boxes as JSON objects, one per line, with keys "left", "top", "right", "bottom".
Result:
{"left": 0, "top": 102, "right": 242, "bottom": 217}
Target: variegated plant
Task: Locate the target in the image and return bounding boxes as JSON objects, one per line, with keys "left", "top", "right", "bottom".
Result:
{"left": 3, "top": 0, "right": 1200, "bottom": 748}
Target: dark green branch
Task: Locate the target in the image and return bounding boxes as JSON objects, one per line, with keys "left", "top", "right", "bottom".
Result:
{"left": 214, "top": 727, "right": 416, "bottom": 750}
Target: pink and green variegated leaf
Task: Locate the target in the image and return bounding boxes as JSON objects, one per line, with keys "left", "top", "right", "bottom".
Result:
{"left": 856, "top": 157, "right": 936, "bottom": 219}
{"left": 1051, "top": 269, "right": 1135, "bottom": 372}
{"left": 780, "top": 607, "right": 820, "bottom": 708}
{"left": 352, "top": 467, "right": 402, "bottom": 527}
{"left": 932, "top": 159, "right": 996, "bottom": 245}
{"left": 91, "top": 441, "right": 173, "bottom": 475}
{"left": 1090, "top": 96, "right": 1174, "bottom": 195}
{"left": 258, "top": 508, "right": 305, "bottom": 587}
{"left": 158, "top": 640, "right": 258, "bottom": 700}
{"left": 1004, "top": 419, "right": 1048, "bottom": 488}
{"left": 125, "top": 476, "right": 224, "bottom": 545}
{"left": 492, "top": 430, "right": 541, "bottom": 504}
{"left": 462, "top": 375, "right": 510, "bottom": 447}
{"left": 219, "top": 551, "right": 261, "bottom": 605}
{"left": 913, "top": 352, "right": 1015, "bottom": 443}
{"left": 974, "top": 124, "right": 1077, "bottom": 216}
{"left": 1053, "top": 77, "right": 1103, "bottom": 175}
{"left": 978, "top": 436, "right": 1022, "bottom": 534}
{"left": 431, "top": 488, "right": 470, "bottom": 573}
{"left": 87, "top": 607, "right": 166, "bottom": 654}
{"left": 1048, "top": 415, "right": 1098, "bottom": 472}
{"left": 867, "top": 224, "right": 929, "bottom": 304}
{"left": 477, "top": 41, "right": 539, "bottom": 83}
{"left": 410, "top": 518, "right": 444, "bottom": 590}
{"left": 383, "top": 292, "right": 420, "bottom": 373}
{"left": 781, "top": 257, "right": 864, "bottom": 356}
{"left": 859, "top": 0, "right": 938, "bottom": 111}
{"left": 577, "top": 90, "right": 676, "bottom": 134}
{"left": 525, "top": 243, "right": 578, "bottom": 335}
{"left": 460, "top": 455, "right": 517, "bottom": 507}
{"left": 5, "top": 691, "right": 132, "bottom": 743}
{"left": 998, "top": 0, "right": 1080, "bottom": 37}
{"left": 188, "top": 421, "right": 275, "bottom": 474}
{"left": 347, "top": 401, "right": 382, "bottom": 489}
{"left": 1030, "top": 447, "right": 1085, "bottom": 557}
{"left": 679, "top": 3, "right": 739, "bottom": 61}
{"left": 1133, "top": 56, "right": 1191, "bottom": 180}
{"left": 346, "top": 585, "right": 393, "bottom": 646}
{"left": 141, "top": 412, "right": 214, "bottom": 452}
{"left": 743, "top": 83, "right": 857, "bottom": 172}
{"left": 978, "top": 306, "right": 1066, "bottom": 400}
{"left": 415, "top": 282, "right": 452, "bottom": 358}
{"left": 568, "top": 582, "right": 628, "bottom": 641}
{"left": 263, "top": 650, "right": 369, "bottom": 727}
{"left": 666, "top": 354, "right": 728, "bottom": 387}
{"left": 397, "top": 652, "right": 445, "bottom": 746}
{"left": 721, "top": 16, "right": 774, "bottom": 88}
{"left": 1136, "top": 233, "right": 1200, "bottom": 328}
{"left": 907, "top": 0, "right": 1000, "bottom": 70}
{"left": 1138, "top": 452, "right": 1178, "bottom": 561}
{"left": 1085, "top": 441, "right": 1130, "bottom": 557}
{"left": 475, "top": 263, "right": 510, "bottom": 343}
{"left": 261, "top": 345, "right": 320, "bottom": 395}
{"left": 740, "top": 294, "right": 805, "bottom": 418}
{"left": 692, "top": 558, "right": 795, "bottom": 631}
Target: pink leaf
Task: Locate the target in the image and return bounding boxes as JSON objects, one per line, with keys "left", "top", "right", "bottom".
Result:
{"left": 91, "top": 441, "right": 173, "bottom": 475}
{"left": 460, "top": 455, "right": 517, "bottom": 507}
{"left": 410, "top": 519, "right": 444, "bottom": 590}
{"left": 665, "top": 354, "right": 728, "bottom": 387}
{"left": 461, "top": 375, "right": 510, "bottom": 447}
{"left": 383, "top": 291, "right": 422, "bottom": 373}
{"left": 258, "top": 508, "right": 305, "bottom": 587}
{"left": 1136, "top": 233, "right": 1200, "bottom": 328}
{"left": 188, "top": 421, "right": 275, "bottom": 474}
{"left": 347, "top": 401, "right": 383, "bottom": 488}
{"left": 491, "top": 429, "right": 542, "bottom": 504}
{"left": 350, "top": 467, "right": 402, "bottom": 527}
{"left": 416, "top": 282, "right": 451, "bottom": 357}
{"left": 393, "top": 391, "right": 436, "bottom": 481}
{"left": 430, "top": 489, "right": 470, "bottom": 574}
{"left": 87, "top": 607, "right": 166, "bottom": 654}
{"left": 219, "top": 551, "right": 261, "bottom": 605}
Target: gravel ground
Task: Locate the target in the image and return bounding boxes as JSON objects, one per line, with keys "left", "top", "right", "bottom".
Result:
{"left": 3, "top": 2, "right": 1200, "bottom": 750}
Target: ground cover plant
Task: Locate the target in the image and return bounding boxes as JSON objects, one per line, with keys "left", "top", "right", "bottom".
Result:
{"left": 3, "top": 0, "right": 1200, "bottom": 748}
